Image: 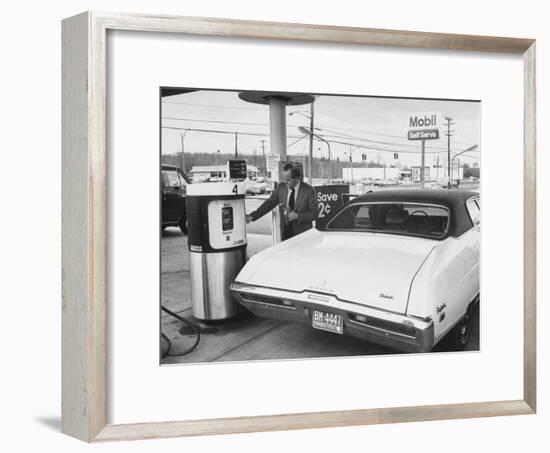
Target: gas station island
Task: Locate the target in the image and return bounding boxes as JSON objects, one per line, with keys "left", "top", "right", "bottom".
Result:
{"left": 160, "top": 88, "right": 480, "bottom": 364}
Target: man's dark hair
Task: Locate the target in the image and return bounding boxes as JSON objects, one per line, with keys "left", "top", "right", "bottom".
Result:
{"left": 283, "top": 163, "right": 301, "bottom": 179}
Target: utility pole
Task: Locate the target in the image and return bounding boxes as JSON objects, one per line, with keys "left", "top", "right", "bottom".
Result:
{"left": 180, "top": 130, "right": 188, "bottom": 171}
{"left": 420, "top": 141, "right": 425, "bottom": 188}
{"left": 444, "top": 117, "right": 455, "bottom": 188}
{"left": 308, "top": 102, "right": 315, "bottom": 183}
{"left": 234, "top": 132, "right": 238, "bottom": 159}
{"left": 349, "top": 147, "right": 354, "bottom": 183}
{"left": 328, "top": 142, "right": 332, "bottom": 182}
{"left": 260, "top": 139, "right": 266, "bottom": 176}
{"left": 260, "top": 139, "right": 266, "bottom": 156}
{"left": 450, "top": 145, "right": 477, "bottom": 186}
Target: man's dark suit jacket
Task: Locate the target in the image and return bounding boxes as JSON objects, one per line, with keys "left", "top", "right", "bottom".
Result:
{"left": 249, "top": 181, "right": 318, "bottom": 237}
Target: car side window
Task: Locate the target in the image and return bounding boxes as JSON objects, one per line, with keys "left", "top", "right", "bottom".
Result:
{"left": 163, "top": 170, "right": 182, "bottom": 189}
{"left": 466, "top": 198, "right": 480, "bottom": 226}
{"left": 354, "top": 205, "right": 374, "bottom": 227}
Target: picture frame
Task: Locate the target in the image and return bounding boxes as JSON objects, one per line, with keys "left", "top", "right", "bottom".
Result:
{"left": 62, "top": 11, "right": 537, "bottom": 442}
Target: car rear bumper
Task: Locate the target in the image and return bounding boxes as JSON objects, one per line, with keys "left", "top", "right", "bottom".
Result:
{"left": 230, "top": 282, "right": 434, "bottom": 353}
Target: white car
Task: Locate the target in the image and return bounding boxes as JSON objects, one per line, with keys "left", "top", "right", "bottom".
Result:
{"left": 231, "top": 189, "right": 480, "bottom": 353}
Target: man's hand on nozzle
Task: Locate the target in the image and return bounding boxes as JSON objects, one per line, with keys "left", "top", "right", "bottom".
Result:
{"left": 246, "top": 214, "right": 253, "bottom": 224}
{"left": 286, "top": 211, "right": 298, "bottom": 222}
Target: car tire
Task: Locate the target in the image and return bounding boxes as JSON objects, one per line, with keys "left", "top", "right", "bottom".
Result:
{"left": 450, "top": 303, "right": 474, "bottom": 350}
{"left": 179, "top": 212, "right": 188, "bottom": 235}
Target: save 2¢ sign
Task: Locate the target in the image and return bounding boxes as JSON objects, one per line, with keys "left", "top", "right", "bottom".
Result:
{"left": 314, "top": 184, "right": 350, "bottom": 228}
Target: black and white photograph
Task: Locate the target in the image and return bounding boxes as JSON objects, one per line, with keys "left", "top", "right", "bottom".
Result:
{"left": 160, "top": 88, "right": 481, "bottom": 365}
{"left": 4, "top": 0, "right": 544, "bottom": 448}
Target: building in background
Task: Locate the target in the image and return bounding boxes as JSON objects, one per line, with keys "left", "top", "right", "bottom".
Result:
{"left": 411, "top": 166, "right": 431, "bottom": 183}
{"left": 342, "top": 166, "right": 400, "bottom": 181}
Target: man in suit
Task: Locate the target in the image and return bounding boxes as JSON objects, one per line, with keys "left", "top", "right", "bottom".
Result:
{"left": 246, "top": 163, "right": 318, "bottom": 241}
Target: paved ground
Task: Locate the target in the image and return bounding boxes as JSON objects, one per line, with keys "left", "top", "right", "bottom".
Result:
{"left": 160, "top": 196, "right": 479, "bottom": 365}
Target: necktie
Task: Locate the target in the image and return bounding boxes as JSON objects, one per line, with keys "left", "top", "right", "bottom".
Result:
{"left": 288, "top": 188, "right": 295, "bottom": 211}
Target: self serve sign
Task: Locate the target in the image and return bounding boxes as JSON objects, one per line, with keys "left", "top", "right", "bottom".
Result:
{"left": 407, "top": 111, "right": 441, "bottom": 140}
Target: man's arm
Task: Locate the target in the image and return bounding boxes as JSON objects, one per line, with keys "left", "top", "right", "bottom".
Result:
{"left": 248, "top": 189, "right": 280, "bottom": 221}
{"left": 297, "top": 186, "right": 318, "bottom": 224}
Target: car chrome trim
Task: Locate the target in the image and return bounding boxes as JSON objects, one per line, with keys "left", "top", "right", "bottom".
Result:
{"left": 234, "top": 283, "right": 413, "bottom": 318}
{"left": 404, "top": 245, "right": 436, "bottom": 315}
{"left": 231, "top": 282, "right": 433, "bottom": 330}
{"left": 240, "top": 295, "right": 297, "bottom": 310}
{"left": 347, "top": 318, "right": 416, "bottom": 339}
{"left": 232, "top": 282, "right": 435, "bottom": 352}
{"left": 408, "top": 313, "right": 433, "bottom": 323}
{"left": 307, "top": 293, "right": 332, "bottom": 302}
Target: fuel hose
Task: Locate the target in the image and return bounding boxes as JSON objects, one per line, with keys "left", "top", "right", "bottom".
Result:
{"left": 160, "top": 305, "right": 201, "bottom": 359}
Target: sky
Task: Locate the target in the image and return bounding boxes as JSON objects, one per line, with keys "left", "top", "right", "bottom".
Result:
{"left": 161, "top": 89, "right": 481, "bottom": 169}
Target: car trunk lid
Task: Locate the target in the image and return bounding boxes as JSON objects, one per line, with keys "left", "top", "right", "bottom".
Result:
{"left": 242, "top": 230, "right": 435, "bottom": 314}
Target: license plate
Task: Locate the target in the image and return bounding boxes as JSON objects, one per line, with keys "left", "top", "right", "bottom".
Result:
{"left": 312, "top": 309, "right": 343, "bottom": 334}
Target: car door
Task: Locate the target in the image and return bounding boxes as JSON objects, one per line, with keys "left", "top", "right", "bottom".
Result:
{"left": 464, "top": 197, "right": 481, "bottom": 294}
{"left": 173, "top": 170, "right": 189, "bottom": 219}
{"left": 162, "top": 169, "right": 188, "bottom": 223}
{"left": 443, "top": 197, "right": 480, "bottom": 334}
{"left": 432, "top": 198, "right": 480, "bottom": 340}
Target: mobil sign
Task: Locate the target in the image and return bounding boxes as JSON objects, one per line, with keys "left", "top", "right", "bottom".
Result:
{"left": 407, "top": 111, "right": 442, "bottom": 140}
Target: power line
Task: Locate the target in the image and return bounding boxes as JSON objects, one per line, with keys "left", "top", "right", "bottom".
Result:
{"left": 162, "top": 100, "right": 263, "bottom": 111}
{"left": 162, "top": 116, "right": 478, "bottom": 153}
{"left": 162, "top": 116, "right": 271, "bottom": 127}
{"left": 319, "top": 125, "right": 477, "bottom": 151}
{"left": 320, "top": 129, "right": 476, "bottom": 153}
{"left": 288, "top": 135, "right": 308, "bottom": 148}
{"left": 314, "top": 115, "right": 475, "bottom": 146}
{"left": 163, "top": 98, "right": 476, "bottom": 147}
{"left": 162, "top": 126, "right": 479, "bottom": 158}
{"left": 316, "top": 133, "right": 476, "bottom": 155}
{"left": 162, "top": 125, "right": 302, "bottom": 140}
{"left": 163, "top": 116, "right": 306, "bottom": 130}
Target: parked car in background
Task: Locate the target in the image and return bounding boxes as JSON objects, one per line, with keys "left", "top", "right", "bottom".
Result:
{"left": 231, "top": 189, "right": 480, "bottom": 353}
{"left": 161, "top": 164, "right": 191, "bottom": 234}
{"left": 244, "top": 178, "right": 268, "bottom": 195}
{"left": 424, "top": 181, "right": 441, "bottom": 189}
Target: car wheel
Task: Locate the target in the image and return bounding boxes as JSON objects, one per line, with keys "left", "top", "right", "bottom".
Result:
{"left": 179, "top": 212, "right": 188, "bottom": 235}
{"left": 451, "top": 304, "right": 474, "bottom": 349}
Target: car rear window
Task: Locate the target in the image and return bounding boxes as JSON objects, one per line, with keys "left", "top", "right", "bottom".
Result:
{"left": 326, "top": 202, "right": 450, "bottom": 239}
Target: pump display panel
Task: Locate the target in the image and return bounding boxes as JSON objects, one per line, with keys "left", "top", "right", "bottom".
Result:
{"left": 208, "top": 199, "right": 247, "bottom": 250}
{"left": 221, "top": 206, "right": 234, "bottom": 232}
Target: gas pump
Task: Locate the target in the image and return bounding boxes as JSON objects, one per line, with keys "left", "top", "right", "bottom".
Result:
{"left": 186, "top": 181, "right": 247, "bottom": 321}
